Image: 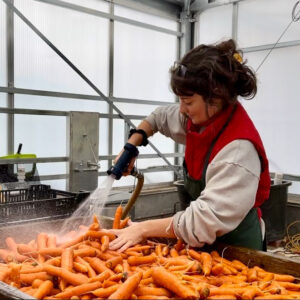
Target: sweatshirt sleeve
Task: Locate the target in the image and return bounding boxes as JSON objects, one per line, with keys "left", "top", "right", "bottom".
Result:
{"left": 145, "top": 104, "right": 187, "bottom": 145}
{"left": 172, "top": 139, "right": 261, "bottom": 247}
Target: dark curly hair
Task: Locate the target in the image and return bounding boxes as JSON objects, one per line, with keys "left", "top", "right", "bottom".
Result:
{"left": 170, "top": 39, "right": 257, "bottom": 105}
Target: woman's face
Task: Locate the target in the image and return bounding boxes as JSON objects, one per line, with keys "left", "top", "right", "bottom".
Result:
{"left": 179, "top": 93, "right": 222, "bottom": 125}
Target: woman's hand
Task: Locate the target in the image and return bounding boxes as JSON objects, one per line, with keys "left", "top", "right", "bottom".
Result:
{"left": 108, "top": 221, "right": 145, "bottom": 252}
{"left": 113, "top": 150, "right": 136, "bottom": 176}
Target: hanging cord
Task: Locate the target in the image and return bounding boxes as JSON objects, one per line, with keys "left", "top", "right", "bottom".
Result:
{"left": 284, "top": 220, "right": 300, "bottom": 255}
{"left": 256, "top": 1, "right": 300, "bottom": 72}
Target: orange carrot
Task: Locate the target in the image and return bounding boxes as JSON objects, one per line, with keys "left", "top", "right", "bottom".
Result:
{"left": 60, "top": 235, "right": 85, "bottom": 249}
{"left": 127, "top": 254, "right": 157, "bottom": 266}
{"left": 75, "top": 256, "right": 97, "bottom": 278}
{"left": 74, "top": 247, "right": 99, "bottom": 258}
{"left": 125, "top": 245, "right": 151, "bottom": 253}
{"left": 17, "top": 244, "right": 38, "bottom": 258}
{"left": 33, "top": 280, "right": 53, "bottom": 299}
{"left": 83, "top": 257, "right": 114, "bottom": 276}
{"left": 207, "top": 295, "right": 237, "bottom": 300}
{"left": 174, "top": 239, "right": 184, "bottom": 252}
{"left": 43, "top": 264, "right": 88, "bottom": 286}
{"left": 20, "top": 272, "right": 53, "bottom": 285}
{"left": 101, "top": 235, "right": 110, "bottom": 252}
{"left": 53, "top": 281, "right": 102, "bottom": 299}
{"left": 5, "top": 238, "right": 28, "bottom": 262}
{"left": 273, "top": 274, "right": 295, "bottom": 282}
{"left": 39, "top": 247, "right": 63, "bottom": 257}
{"left": 108, "top": 271, "right": 143, "bottom": 299}
{"left": 87, "top": 270, "right": 111, "bottom": 283}
{"left": 113, "top": 205, "right": 123, "bottom": 229}
{"left": 47, "top": 235, "right": 57, "bottom": 248}
{"left": 247, "top": 268, "right": 258, "bottom": 282}
{"left": 170, "top": 248, "right": 179, "bottom": 257}
{"left": 119, "top": 217, "right": 130, "bottom": 229}
{"left": 32, "top": 278, "right": 44, "bottom": 288}
{"left": 92, "top": 284, "right": 120, "bottom": 298}
{"left": 135, "top": 286, "right": 172, "bottom": 297}
{"left": 59, "top": 248, "right": 74, "bottom": 291}
{"left": 73, "top": 262, "right": 88, "bottom": 273}
{"left": 105, "top": 256, "right": 123, "bottom": 269}
{"left": 36, "top": 233, "right": 48, "bottom": 263}
{"left": 85, "top": 230, "right": 115, "bottom": 241}
{"left": 152, "top": 267, "right": 199, "bottom": 299}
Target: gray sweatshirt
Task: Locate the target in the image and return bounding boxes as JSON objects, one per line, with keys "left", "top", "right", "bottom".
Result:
{"left": 145, "top": 104, "right": 261, "bottom": 247}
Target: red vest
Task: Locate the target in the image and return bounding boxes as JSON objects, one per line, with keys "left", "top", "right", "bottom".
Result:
{"left": 185, "top": 102, "right": 270, "bottom": 209}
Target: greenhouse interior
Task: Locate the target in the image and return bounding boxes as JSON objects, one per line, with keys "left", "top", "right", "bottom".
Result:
{"left": 0, "top": 0, "right": 300, "bottom": 299}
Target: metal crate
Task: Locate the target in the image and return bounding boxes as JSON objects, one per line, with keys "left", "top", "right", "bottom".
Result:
{"left": 0, "top": 184, "right": 89, "bottom": 226}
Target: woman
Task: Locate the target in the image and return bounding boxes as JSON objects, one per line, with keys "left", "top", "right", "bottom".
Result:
{"left": 108, "top": 39, "right": 270, "bottom": 252}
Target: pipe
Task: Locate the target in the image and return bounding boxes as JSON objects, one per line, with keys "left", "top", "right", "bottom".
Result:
{"left": 122, "top": 170, "right": 144, "bottom": 219}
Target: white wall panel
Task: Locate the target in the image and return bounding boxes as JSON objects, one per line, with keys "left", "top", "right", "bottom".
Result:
{"left": 114, "top": 22, "right": 177, "bottom": 102}
{"left": 14, "top": 0, "right": 109, "bottom": 95}
{"left": 14, "top": 114, "right": 66, "bottom": 157}
{"left": 14, "top": 94, "right": 108, "bottom": 113}
{"left": 196, "top": 4, "right": 232, "bottom": 45}
{"left": 238, "top": 0, "right": 300, "bottom": 48}
{"left": 63, "top": 0, "right": 109, "bottom": 13}
{"left": 99, "top": 118, "right": 109, "bottom": 155}
{"left": 114, "top": 5, "right": 178, "bottom": 31}
{"left": 241, "top": 46, "right": 300, "bottom": 193}
{"left": 0, "top": 1, "right": 6, "bottom": 86}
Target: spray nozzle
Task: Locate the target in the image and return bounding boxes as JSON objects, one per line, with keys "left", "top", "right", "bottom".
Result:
{"left": 107, "top": 143, "right": 139, "bottom": 180}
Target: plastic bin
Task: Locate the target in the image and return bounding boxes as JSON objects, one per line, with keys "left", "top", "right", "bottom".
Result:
{"left": 0, "top": 184, "right": 89, "bottom": 226}
{"left": 261, "top": 180, "right": 292, "bottom": 243}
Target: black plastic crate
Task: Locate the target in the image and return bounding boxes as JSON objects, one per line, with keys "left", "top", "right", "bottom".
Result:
{"left": 0, "top": 184, "right": 89, "bottom": 226}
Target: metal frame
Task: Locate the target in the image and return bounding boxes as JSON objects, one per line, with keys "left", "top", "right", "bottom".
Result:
{"left": 193, "top": 0, "right": 300, "bottom": 186}
{"left": 0, "top": 0, "right": 191, "bottom": 188}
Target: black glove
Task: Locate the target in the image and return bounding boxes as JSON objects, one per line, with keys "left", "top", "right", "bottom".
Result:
{"left": 107, "top": 143, "right": 139, "bottom": 180}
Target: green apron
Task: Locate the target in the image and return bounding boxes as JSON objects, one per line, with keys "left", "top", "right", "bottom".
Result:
{"left": 182, "top": 105, "right": 264, "bottom": 250}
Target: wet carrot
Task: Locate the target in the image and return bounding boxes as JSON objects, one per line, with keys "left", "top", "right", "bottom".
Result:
{"left": 119, "top": 216, "right": 130, "bottom": 229}
{"left": 155, "top": 244, "right": 163, "bottom": 257}
{"left": 84, "top": 257, "right": 114, "bottom": 276}
{"left": 108, "top": 271, "right": 143, "bottom": 299}
{"left": 33, "top": 280, "right": 53, "bottom": 299}
{"left": 85, "top": 230, "right": 115, "bottom": 241}
{"left": 37, "top": 233, "right": 48, "bottom": 263}
{"left": 32, "top": 278, "right": 44, "bottom": 288}
{"left": 125, "top": 245, "right": 151, "bottom": 253}
{"left": 92, "top": 284, "right": 120, "bottom": 298}
{"left": 59, "top": 248, "right": 74, "bottom": 291}
{"left": 0, "top": 249, "right": 14, "bottom": 263}
{"left": 43, "top": 264, "right": 89, "bottom": 286}
{"left": 170, "top": 248, "right": 179, "bottom": 257}
{"left": 200, "top": 252, "right": 213, "bottom": 275}
{"left": 47, "top": 235, "right": 57, "bottom": 248}
{"left": 247, "top": 268, "right": 258, "bottom": 282}
{"left": 0, "top": 268, "right": 11, "bottom": 282}
{"left": 254, "top": 295, "right": 295, "bottom": 299}
{"left": 273, "top": 274, "right": 295, "bottom": 282}
{"left": 114, "top": 264, "right": 124, "bottom": 273}
{"left": 17, "top": 244, "right": 38, "bottom": 258}
{"left": 127, "top": 254, "right": 157, "bottom": 266}
{"left": 231, "top": 259, "right": 247, "bottom": 271}
{"left": 207, "top": 295, "right": 237, "bottom": 300}
{"left": 105, "top": 256, "right": 123, "bottom": 269}
{"left": 75, "top": 256, "right": 97, "bottom": 278}
{"left": 113, "top": 205, "right": 123, "bottom": 229}
{"left": 74, "top": 247, "right": 99, "bottom": 257}
{"left": 87, "top": 270, "right": 111, "bottom": 283}
{"left": 174, "top": 239, "right": 184, "bottom": 252}
{"left": 54, "top": 281, "right": 102, "bottom": 299}
{"left": 20, "top": 272, "right": 53, "bottom": 285}
{"left": 73, "top": 262, "right": 88, "bottom": 273}
{"left": 101, "top": 235, "right": 110, "bottom": 252}
{"left": 135, "top": 286, "right": 172, "bottom": 297}
{"left": 152, "top": 267, "right": 199, "bottom": 299}
{"left": 20, "top": 265, "right": 44, "bottom": 274}
{"left": 39, "top": 247, "right": 63, "bottom": 257}
{"left": 5, "top": 238, "right": 28, "bottom": 262}
{"left": 60, "top": 235, "right": 85, "bottom": 249}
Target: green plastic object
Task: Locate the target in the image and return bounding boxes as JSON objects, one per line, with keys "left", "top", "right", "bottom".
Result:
{"left": 0, "top": 153, "right": 37, "bottom": 181}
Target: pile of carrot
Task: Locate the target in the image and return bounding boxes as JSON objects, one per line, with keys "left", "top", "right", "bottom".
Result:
{"left": 0, "top": 205, "right": 299, "bottom": 299}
